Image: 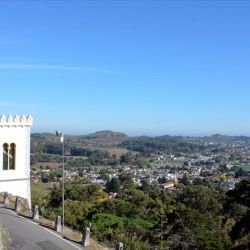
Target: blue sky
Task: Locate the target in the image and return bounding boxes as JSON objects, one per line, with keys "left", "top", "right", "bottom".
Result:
{"left": 0, "top": 1, "right": 249, "bottom": 136}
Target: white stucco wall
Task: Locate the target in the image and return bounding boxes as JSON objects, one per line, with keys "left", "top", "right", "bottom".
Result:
{"left": 0, "top": 115, "right": 32, "bottom": 208}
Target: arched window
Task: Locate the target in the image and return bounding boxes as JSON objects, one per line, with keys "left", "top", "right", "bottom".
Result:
{"left": 9, "top": 143, "right": 16, "bottom": 170}
{"left": 2, "top": 143, "right": 16, "bottom": 170}
{"left": 3, "top": 143, "right": 8, "bottom": 170}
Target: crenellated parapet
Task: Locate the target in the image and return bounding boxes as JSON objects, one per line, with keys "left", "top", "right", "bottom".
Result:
{"left": 0, "top": 115, "right": 33, "bottom": 127}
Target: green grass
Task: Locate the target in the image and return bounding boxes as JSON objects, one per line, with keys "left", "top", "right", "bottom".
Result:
{"left": 101, "top": 147, "right": 129, "bottom": 157}
{"left": 150, "top": 160, "right": 181, "bottom": 168}
{"left": 240, "top": 165, "right": 250, "bottom": 171}
{"left": 31, "top": 182, "right": 51, "bottom": 193}
{"left": 31, "top": 182, "right": 51, "bottom": 208}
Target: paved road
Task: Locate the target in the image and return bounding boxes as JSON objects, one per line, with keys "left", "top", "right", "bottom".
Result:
{"left": 0, "top": 206, "right": 84, "bottom": 250}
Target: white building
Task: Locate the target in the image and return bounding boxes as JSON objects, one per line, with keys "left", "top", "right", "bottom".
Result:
{"left": 0, "top": 115, "right": 33, "bottom": 208}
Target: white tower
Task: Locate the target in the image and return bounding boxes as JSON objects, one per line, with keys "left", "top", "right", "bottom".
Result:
{"left": 0, "top": 115, "right": 33, "bottom": 208}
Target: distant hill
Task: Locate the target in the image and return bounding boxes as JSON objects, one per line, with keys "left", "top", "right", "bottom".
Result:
{"left": 84, "top": 130, "right": 128, "bottom": 146}
{"left": 86, "top": 130, "right": 127, "bottom": 139}
{"left": 31, "top": 132, "right": 250, "bottom": 152}
{"left": 207, "top": 134, "right": 250, "bottom": 142}
{"left": 31, "top": 131, "right": 128, "bottom": 150}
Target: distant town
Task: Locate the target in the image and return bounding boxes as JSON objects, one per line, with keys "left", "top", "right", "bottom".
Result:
{"left": 31, "top": 131, "right": 250, "bottom": 191}
{"left": 24, "top": 131, "right": 249, "bottom": 248}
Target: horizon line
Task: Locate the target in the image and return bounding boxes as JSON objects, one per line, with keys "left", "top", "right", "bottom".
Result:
{"left": 31, "top": 130, "right": 250, "bottom": 138}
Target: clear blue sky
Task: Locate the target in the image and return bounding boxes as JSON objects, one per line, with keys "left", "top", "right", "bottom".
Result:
{"left": 0, "top": 1, "right": 249, "bottom": 136}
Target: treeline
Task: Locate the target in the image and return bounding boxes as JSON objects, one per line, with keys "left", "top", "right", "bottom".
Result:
{"left": 31, "top": 153, "right": 61, "bottom": 165}
{"left": 67, "top": 152, "right": 152, "bottom": 172}
{"left": 120, "top": 137, "right": 206, "bottom": 155}
{"left": 32, "top": 176, "right": 250, "bottom": 249}
{"left": 31, "top": 142, "right": 118, "bottom": 166}
{"left": 31, "top": 140, "right": 151, "bottom": 168}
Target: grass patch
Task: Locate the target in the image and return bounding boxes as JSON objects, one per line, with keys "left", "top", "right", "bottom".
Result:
{"left": 32, "top": 161, "right": 61, "bottom": 169}
{"left": 102, "top": 147, "right": 129, "bottom": 157}
{"left": 240, "top": 165, "right": 250, "bottom": 171}
{"left": 31, "top": 182, "right": 51, "bottom": 208}
{"left": 61, "top": 226, "right": 82, "bottom": 242}
{"left": 234, "top": 165, "right": 250, "bottom": 171}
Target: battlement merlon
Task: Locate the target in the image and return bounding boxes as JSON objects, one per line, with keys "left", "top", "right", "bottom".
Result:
{"left": 0, "top": 115, "right": 33, "bottom": 127}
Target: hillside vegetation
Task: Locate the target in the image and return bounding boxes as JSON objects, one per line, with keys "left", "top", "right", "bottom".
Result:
{"left": 30, "top": 132, "right": 250, "bottom": 249}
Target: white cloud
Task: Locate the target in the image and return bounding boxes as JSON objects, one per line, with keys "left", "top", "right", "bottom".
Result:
{"left": 0, "top": 63, "right": 114, "bottom": 74}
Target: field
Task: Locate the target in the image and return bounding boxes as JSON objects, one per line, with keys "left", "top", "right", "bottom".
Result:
{"left": 150, "top": 159, "right": 182, "bottom": 168}
{"left": 103, "top": 147, "right": 129, "bottom": 157}
{"left": 32, "top": 161, "right": 61, "bottom": 169}
{"left": 240, "top": 165, "right": 250, "bottom": 171}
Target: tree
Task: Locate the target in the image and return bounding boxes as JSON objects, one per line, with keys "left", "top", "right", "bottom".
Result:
{"left": 177, "top": 185, "right": 223, "bottom": 215}
{"left": 118, "top": 174, "right": 135, "bottom": 188}
{"left": 158, "top": 177, "right": 167, "bottom": 184}
{"left": 180, "top": 174, "right": 189, "bottom": 185}
{"left": 166, "top": 204, "right": 231, "bottom": 250}
{"left": 106, "top": 178, "right": 120, "bottom": 193}
{"left": 225, "top": 177, "right": 250, "bottom": 249}
{"left": 120, "top": 153, "right": 134, "bottom": 164}
{"left": 64, "top": 200, "right": 92, "bottom": 230}
{"left": 235, "top": 168, "right": 247, "bottom": 177}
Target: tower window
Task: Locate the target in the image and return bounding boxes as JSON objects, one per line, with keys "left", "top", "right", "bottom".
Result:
{"left": 2, "top": 143, "right": 16, "bottom": 170}
{"left": 9, "top": 143, "right": 16, "bottom": 170}
{"left": 3, "top": 143, "right": 8, "bottom": 170}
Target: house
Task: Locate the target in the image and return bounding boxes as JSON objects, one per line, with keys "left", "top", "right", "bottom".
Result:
{"left": 222, "top": 180, "right": 235, "bottom": 190}
{"left": 107, "top": 192, "right": 117, "bottom": 199}
{"left": 161, "top": 181, "right": 175, "bottom": 189}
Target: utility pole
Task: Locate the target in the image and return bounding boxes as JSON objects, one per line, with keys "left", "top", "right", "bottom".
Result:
{"left": 56, "top": 131, "right": 65, "bottom": 229}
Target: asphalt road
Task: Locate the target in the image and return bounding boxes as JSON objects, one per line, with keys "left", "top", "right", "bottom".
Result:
{"left": 0, "top": 206, "right": 84, "bottom": 250}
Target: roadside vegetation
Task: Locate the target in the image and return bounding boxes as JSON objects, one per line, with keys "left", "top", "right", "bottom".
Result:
{"left": 31, "top": 176, "right": 250, "bottom": 249}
